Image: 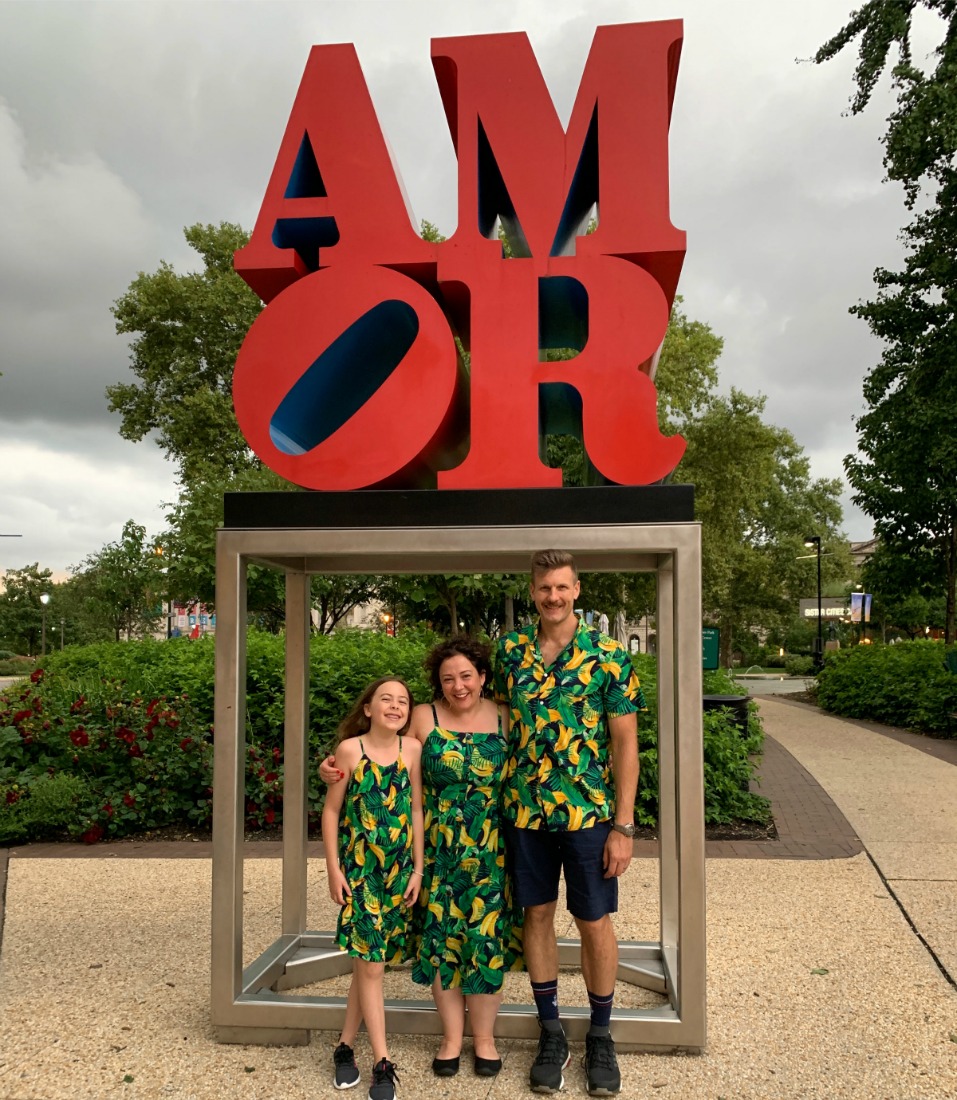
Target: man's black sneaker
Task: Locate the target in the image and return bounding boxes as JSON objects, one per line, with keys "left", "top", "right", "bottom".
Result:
{"left": 583, "top": 1027, "right": 621, "bottom": 1096}
{"left": 368, "top": 1057, "right": 400, "bottom": 1100}
{"left": 530, "top": 1019, "right": 570, "bottom": 1093}
{"left": 333, "top": 1042, "right": 360, "bottom": 1090}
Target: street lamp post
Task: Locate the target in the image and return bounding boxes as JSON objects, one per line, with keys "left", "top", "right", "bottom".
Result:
{"left": 39, "top": 592, "right": 50, "bottom": 657}
{"left": 804, "top": 536, "right": 823, "bottom": 670}
{"left": 60, "top": 618, "right": 65, "bottom": 651}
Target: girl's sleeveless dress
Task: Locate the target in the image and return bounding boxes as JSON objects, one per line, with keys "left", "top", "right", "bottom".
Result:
{"left": 412, "top": 708, "right": 524, "bottom": 994}
{"left": 335, "top": 737, "right": 415, "bottom": 964}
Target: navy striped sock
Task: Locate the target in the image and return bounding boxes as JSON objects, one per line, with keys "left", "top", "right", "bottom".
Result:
{"left": 588, "top": 989, "right": 614, "bottom": 1029}
{"left": 531, "top": 978, "right": 560, "bottom": 1022}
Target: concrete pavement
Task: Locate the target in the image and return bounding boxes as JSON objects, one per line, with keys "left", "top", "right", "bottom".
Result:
{"left": 758, "top": 696, "right": 957, "bottom": 986}
{"left": 0, "top": 697, "right": 955, "bottom": 1099}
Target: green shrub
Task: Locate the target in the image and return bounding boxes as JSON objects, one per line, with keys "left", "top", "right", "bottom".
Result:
{"left": 785, "top": 655, "right": 815, "bottom": 677}
{"left": 2, "top": 633, "right": 773, "bottom": 842}
{"left": 7, "top": 631, "right": 436, "bottom": 839}
{"left": 0, "top": 772, "right": 90, "bottom": 844}
{"left": 631, "top": 654, "right": 770, "bottom": 826}
{"left": 815, "top": 641, "right": 957, "bottom": 733}
{"left": 1, "top": 669, "right": 214, "bottom": 842}
{"left": 0, "top": 656, "right": 33, "bottom": 677}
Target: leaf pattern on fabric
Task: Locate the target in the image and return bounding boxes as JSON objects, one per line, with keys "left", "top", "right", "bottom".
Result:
{"left": 335, "top": 743, "right": 415, "bottom": 964}
{"left": 412, "top": 722, "right": 524, "bottom": 995}
{"left": 493, "top": 619, "right": 646, "bottom": 831}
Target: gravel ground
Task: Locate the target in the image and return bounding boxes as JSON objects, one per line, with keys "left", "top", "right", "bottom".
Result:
{"left": 1, "top": 855, "right": 955, "bottom": 1100}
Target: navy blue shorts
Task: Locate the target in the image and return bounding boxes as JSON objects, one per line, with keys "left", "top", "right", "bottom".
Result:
{"left": 506, "top": 822, "right": 618, "bottom": 922}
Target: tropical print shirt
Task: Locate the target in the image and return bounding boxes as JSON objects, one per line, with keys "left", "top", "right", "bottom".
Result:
{"left": 492, "top": 617, "right": 645, "bottom": 831}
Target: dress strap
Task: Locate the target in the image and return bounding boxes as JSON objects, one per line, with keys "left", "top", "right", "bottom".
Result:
{"left": 431, "top": 703, "right": 439, "bottom": 725}
{"left": 357, "top": 736, "right": 364, "bottom": 756}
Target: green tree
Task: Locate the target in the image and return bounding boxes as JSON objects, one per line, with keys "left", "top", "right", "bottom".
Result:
{"left": 108, "top": 222, "right": 262, "bottom": 481}
{"left": 0, "top": 564, "right": 55, "bottom": 655}
{"left": 162, "top": 466, "right": 381, "bottom": 634}
{"left": 675, "top": 390, "right": 848, "bottom": 665}
{"left": 72, "top": 521, "right": 164, "bottom": 642}
{"left": 842, "top": 181, "right": 957, "bottom": 642}
{"left": 815, "top": 1, "right": 957, "bottom": 205}
{"left": 816, "top": 3, "right": 957, "bottom": 641}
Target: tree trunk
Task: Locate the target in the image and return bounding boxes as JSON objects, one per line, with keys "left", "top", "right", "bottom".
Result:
{"left": 504, "top": 596, "right": 514, "bottom": 633}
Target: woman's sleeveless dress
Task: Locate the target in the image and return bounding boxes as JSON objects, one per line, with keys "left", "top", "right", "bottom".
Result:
{"left": 412, "top": 708, "right": 524, "bottom": 993}
{"left": 335, "top": 737, "right": 416, "bottom": 964}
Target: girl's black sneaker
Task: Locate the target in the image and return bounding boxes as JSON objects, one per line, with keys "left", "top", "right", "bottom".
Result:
{"left": 333, "top": 1042, "right": 360, "bottom": 1090}
{"left": 369, "top": 1057, "right": 400, "bottom": 1100}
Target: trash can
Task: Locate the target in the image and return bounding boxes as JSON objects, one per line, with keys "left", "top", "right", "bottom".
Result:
{"left": 702, "top": 694, "right": 751, "bottom": 736}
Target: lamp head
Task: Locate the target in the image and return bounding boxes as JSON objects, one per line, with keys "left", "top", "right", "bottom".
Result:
{"left": 803, "top": 535, "right": 820, "bottom": 549}
{"left": 40, "top": 593, "right": 50, "bottom": 606}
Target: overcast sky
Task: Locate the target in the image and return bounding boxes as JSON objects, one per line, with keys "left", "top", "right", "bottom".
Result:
{"left": 0, "top": 0, "right": 926, "bottom": 577}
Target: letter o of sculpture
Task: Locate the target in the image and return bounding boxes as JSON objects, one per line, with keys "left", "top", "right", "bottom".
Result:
{"left": 233, "top": 266, "right": 459, "bottom": 490}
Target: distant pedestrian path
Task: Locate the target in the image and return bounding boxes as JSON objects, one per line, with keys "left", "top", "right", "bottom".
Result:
{"left": 757, "top": 696, "right": 957, "bottom": 988}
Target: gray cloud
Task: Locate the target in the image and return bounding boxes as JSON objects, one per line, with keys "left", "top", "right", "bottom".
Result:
{"left": 0, "top": 0, "right": 899, "bottom": 572}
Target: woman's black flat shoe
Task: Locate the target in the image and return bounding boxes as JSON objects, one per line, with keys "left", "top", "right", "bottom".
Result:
{"left": 473, "top": 1055, "right": 503, "bottom": 1077}
{"left": 431, "top": 1056, "right": 460, "bottom": 1077}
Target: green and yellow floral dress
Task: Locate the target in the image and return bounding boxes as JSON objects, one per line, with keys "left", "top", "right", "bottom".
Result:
{"left": 335, "top": 737, "right": 416, "bottom": 964}
{"left": 412, "top": 707, "right": 524, "bottom": 994}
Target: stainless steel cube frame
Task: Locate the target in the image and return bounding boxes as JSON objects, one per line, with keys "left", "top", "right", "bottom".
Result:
{"left": 211, "top": 508, "right": 705, "bottom": 1052}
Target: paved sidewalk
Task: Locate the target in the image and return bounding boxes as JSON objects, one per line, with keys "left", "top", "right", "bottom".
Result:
{"left": 1, "top": 700, "right": 956, "bottom": 1099}
{"left": 758, "top": 696, "right": 957, "bottom": 985}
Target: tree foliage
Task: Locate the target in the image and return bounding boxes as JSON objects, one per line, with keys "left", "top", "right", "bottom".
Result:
{"left": 815, "top": 0, "right": 957, "bottom": 205}
{"left": 106, "top": 217, "right": 846, "bottom": 651}
{"left": 73, "top": 521, "right": 164, "bottom": 642}
{"left": 108, "top": 222, "right": 262, "bottom": 481}
{"left": 0, "top": 563, "right": 55, "bottom": 655}
{"left": 817, "top": 2, "right": 957, "bottom": 641}
{"left": 675, "top": 390, "right": 848, "bottom": 664}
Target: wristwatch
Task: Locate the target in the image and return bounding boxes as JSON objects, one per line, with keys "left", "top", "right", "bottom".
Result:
{"left": 611, "top": 821, "right": 636, "bottom": 838}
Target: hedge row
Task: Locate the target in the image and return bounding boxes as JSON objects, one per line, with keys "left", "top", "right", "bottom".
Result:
{"left": 0, "top": 632, "right": 769, "bottom": 843}
{"left": 814, "top": 641, "right": 957, "bottom": 734}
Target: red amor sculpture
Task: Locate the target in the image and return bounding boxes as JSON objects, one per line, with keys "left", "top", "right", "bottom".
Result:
{"left": 233, "top": 21, "right": 686, "bottom": 491}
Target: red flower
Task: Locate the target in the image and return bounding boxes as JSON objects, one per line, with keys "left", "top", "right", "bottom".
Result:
{"left": 12, "top": 709, "right": 32, "bottom": 724}
{"left": 69, "top": 728, "right": 89, "bottom": 747}
{"left": 179, "top": 737, "right": 193, "bottom": 751}
{"left": 264, "top": 808, "right": 276, "bottom": 825}
{"left": 144, "top": 716, "right": 159, "bottom": 733}
{"left": 127, "top": 743, "right": 143, "bottom": 758}
{"left": 115, "top": 727, "right": 136, "bottom": 744}
{"left": 123, "top": 793, "right": 136, "bottom": 808}
{"left": 264, "top": 772, "right": 278, "bottom": 784}
{"left": 81, "top": 824, "right": 104, "bottom": 845}
{"left": 272, "top": 747, "right": 281, "bottom": 762}
{"left": 6, "top": 790, "right": 20, "bottom": 804}
{"left": 70, "top": 696, "right": 86, "bottom": 714}
{"left": 103, "top": 803, "right": 114, "bottom": 817}
{"left": 30, "top": 668, "right": 43, "bottom": 683}
{"left": 165, "top": 717, "right": 180, "bottom": 729}
{"left": 147, "top": 699, "right": 159, "bottom": 716}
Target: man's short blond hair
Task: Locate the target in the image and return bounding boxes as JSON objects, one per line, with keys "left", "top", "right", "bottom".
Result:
{"left": 530, "top": 549, "right": 578, "bottom": 582}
